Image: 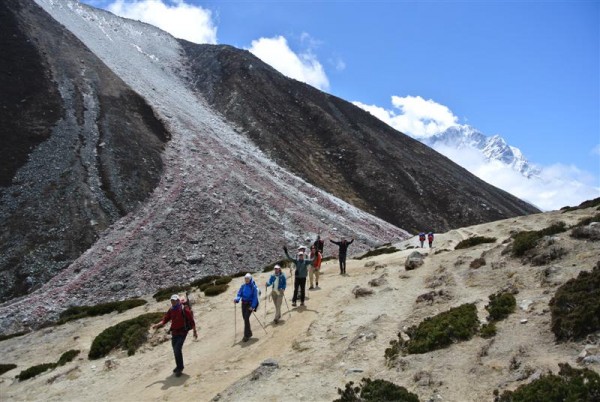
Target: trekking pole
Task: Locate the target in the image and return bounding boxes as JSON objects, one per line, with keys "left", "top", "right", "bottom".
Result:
{"left": 234, "top": 302, "right": 237, "bottom": 345}
{"left": 283, "top": 293, "right": 291, "bottom": 316}
{"left": 264, "top": 284, "right": 268, "bottom": 321}
{"left": 252, "top": 311, "right": 268, "bottom": 334}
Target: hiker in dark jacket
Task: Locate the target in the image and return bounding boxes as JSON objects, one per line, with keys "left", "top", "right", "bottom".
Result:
{"left": 313, "top": 233, "right": 325, "bottom": 254}
{"left": 234, "top": 273, "right": 260, "bottom": 342}
{"left": 265, "top": 265, "right": 287, "bottom": 323}
{"left": 152, "top": 294, "right": 197, "bottom": 377}
{"left": 329, "top": 237, "right": 354, "bottom": 275}
{"left": 284, "top": 245, "right": 313, "bottom": 307}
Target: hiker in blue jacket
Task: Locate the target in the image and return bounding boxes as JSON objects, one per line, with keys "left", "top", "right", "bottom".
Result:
{"left": 284, "top": 245, "right": 313, "bottom": 307}
{"left": 233, "top": 273, "right": 260, "bottom": 342}
{"left": 265, "top": 265, "right": 287, "bottom": 323}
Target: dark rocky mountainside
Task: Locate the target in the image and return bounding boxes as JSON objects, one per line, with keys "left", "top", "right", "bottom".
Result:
{"left": 180, "top": 43, "right": 539, "bottom": 233}
{"left": 0, "top": 0, "right": 169, "bottom": 301}
{"left": 0, "top": 0, "right": 538, "bottom": 332}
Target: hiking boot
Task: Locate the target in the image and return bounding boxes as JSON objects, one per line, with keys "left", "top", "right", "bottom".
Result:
{"left": 300, "top": 302, "right": 305, "bottom": 306}
{"left": 273, "top": 318, "right": 279, "bottom": 324}
{"left": 175, "top": 371, "right": 182, "bottom": 377}
{"left": 292, "top": 302, "right": 297, "bottom": 307}
{"left": 316, "top": 282, "right": 319, "bottom": 287}
{"left": 173, "top": 367, "right": 183, "bottom": 373}
{"left": 242, "top": 336, "right": 249, "bottom": 342}
{"left": 309, "top": 286, "right": 314, "bottom": 290}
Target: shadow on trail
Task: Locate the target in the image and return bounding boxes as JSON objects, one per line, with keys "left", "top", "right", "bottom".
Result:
{"left": 145, "top": 372, "right": 190, "bottom": 390}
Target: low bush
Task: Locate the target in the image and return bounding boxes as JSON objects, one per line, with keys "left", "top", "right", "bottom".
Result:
{"left": 573, "top": 213, "right": 600, "bottom": 227}
{"left": 486, "top": 292, "right": 516, "bottom": 322}
{"left": 561, "top": 197, "right": 600, "bottom": 212}
{"left": 88, "top": 312, "right": 163, "bottom": 359}
{"left": 355, "top": 246, "right": 399, "bottom": 260}
{"left": 335, "top": 378, "right": 420, "bottom": 402}
{"left": 321, "top": 256, "right": 336, "bottom": 263}
{"left": 16, "top": 363, "right": 56, "bottom": 381}
{"left": 230, "top": 270, "right": 251, "bottom": 278}
{"left": 385, "top": 304, "right": 479, "bottom": 360}
{"left": 480, "top": 323, "right": 497, "bottom": 338}
{"left": 0, "top": 364, "right": 17, "bottom": 375}
{"left": 198, "top": 276, "right": 232, "bottom": 292}
{"left": 470, "top": 257, "right": 486, "bottom": 269}
{"left": 455, "top": 236, "right": 496, "bottom": 250}
{"left": 495, "top": 363, "right": 600, "bottom": 401}
{"left": 153, "top": 286, "right": 191, "bottom": 302}
{"left": 57, "top": 349, "right": 80, "bottom": 366}
{"left": 511, "top": 222, "right": 568, "bottom": 258}
{"left": 570, "top": 226, "right": 600, "bottom": 240}
{"left": 203, "top": 284, "right": 229, "bottom": 297}
{"left": 0, "top": 331, "right": 29, "bottom": 342}
{"left": 190, "top": 275, "right": 221, "bottom": 288}
{"left": 549, "top": 262, "right": 600, "bottom": 342}
{"left": 263, "top": 259, "right": 288, "bottom": 272}
{"left": 58, "top": 299, "right": 147, "bottom": 324}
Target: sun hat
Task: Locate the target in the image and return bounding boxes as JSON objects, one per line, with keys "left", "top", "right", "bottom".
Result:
{"left": 244, "top": 273, "right": 252, "bottom": 279}
{"left": 170, "top": 294, "right": 179, "bottom": 301}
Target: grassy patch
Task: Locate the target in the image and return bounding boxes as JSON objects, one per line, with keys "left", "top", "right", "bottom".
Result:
{"left": 0, "top": 331, "right": 29, "bottom": 342}
{"left": 198, "top": 276, "right": 232, "bottom": 292}
{"left": 263, "top": 259, "right": 288, "bottom": 272}
{"left": 495, "top": 363, "right": 600, "bottom": 401}
{"left": 574, "top": 213, "right": 600, "bottom": 227}
{"left": 16, "top": 363, "right": 57, "bottom": 381}
{"left": 0, "top": 364, "right": 17, "bottom": 375}
{"left": 455, "top": 236, "right": 496, "bottom": 250}
{"left": 385, "top": 304, "right": 479, "bottom": 361}
{"left": 88, "top": 312, "right": 163, "bottom": 359}
{"left": 153, "top": 286, "right": 192, "bottom": 302}
{"left": 511, "top": 222, "right": 567, "bottom": 257}
{"left": 335, "top": 378, "right": 420, "bottom": 402}
{"left": 549, "top": 262, "right": 600, "bottom": 342}
{"left": 58, "top": 299, "right": 147, "bottom": 324}
{"left": 480, "top": 323, "right": 497, "bottom": 338}
{"left": 561, "top": 197, "right": 600, "bottom": 212}
{"left": 486, "top": 292, "right": 516, "bottom": 322}
{"left": 203, "top": 284, "right": 229, "bottom": 296}
{"left": 355, "top": 246, "right": 399, "bottom": 260}
{"left": 57, "top": 350, "right": 80, "bottom": 366}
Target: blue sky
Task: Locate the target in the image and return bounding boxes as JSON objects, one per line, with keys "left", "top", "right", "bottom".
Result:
{"left": 81, "top": 0, "right": 599, "bottom": 209}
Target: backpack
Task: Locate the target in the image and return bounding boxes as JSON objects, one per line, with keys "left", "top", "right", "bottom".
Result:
{"left": 419, "top": 233, "right": 426, "bottom": 241}
{"left": 180, "top": 293, "right": 193, "bottom": 331}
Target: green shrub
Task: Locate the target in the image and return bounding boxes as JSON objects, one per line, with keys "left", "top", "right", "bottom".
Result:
{"left": 335, "top": 378, "right": 420, "bottom": 402}
{"left": 57, "top": 349, "right": 80, "bottom": 366}
{"left": 263, "top": 259, "right": 288, "bottom": 272}
{"left": 231, "top": 270, "right": 252, "bottom": 278}
{"left": 512, "top": 222, "right": 568, "bottom": 258}
{"left": 190, "top": 275, "right": 221, "bottom": 288}
{"left": 496, "top": 363, "right": 600, "bottom": 401}
{"left": 0, "top": 364, "right": 17, "bottom": 375}
{"left": 561, "top": 197, "right": 600, "bottom": 212}
{"left": 486, "top": 292, "right": 516, "bottom": 322}
{"left": 355, "top": 246, "right": 399, "bottom": 260}
{"left": 386, "top": 304, "right": 479, "bottom": 358}
{"left": 88, "top": 312, "right": 163, "bottom": 359}
{"left": 203, "top": 284, "right": 229, "bottom": 297}
{"left": 550, "top": 263, "right": 600, "bottom": 341}
{"left": 574, "top": 213, "right": 600, "bottom": 227}
{"left": 57, "top": 299, "right": 147, "bottom": 324}
{"left": 570, "top": 226, "right": 600, "bottom": 241}
{"left": 197, "top": 276, "right": 231, "bottom": 292}
{"left": 0, "top": 331, "right": 29, "bottom": 342}
{"left": 455, "top": 236, "right": 496, "bottom": 250}
{"left": 16, "top": 363, "right": 57, "bottom": 381}
{"left": 480, "top": 323, "right": 497, "bottom": 338}
{"left": 153, "top": 286, "right": 191, "bottom": 302}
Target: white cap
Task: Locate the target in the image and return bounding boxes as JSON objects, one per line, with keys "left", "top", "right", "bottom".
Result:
{"left": 297, "top": 245, "right": 306, "bottom": 250}
{"left": 274, "top": 264, "right": 281, "bottom": 270}
{"left": 170, "top": 294, "right": 179, "bottom": 301}
{"left": 244, "top": 273, "right": 252, "bottom": 279}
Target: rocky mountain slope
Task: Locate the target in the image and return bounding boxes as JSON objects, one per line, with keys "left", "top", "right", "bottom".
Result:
{"left": 1, "top": 203, "right": 598, "bottom": 401}
{"left": 1, "top": 0, "right": 537, "bottom": 331}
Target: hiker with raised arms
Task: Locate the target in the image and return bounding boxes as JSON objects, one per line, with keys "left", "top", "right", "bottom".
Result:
{"left": 152, "top": 294, "right": 197, "bottom": 377}
{"left": 283, "top": 244, "right": 313, "bottom": 307}
{"left": 233, "top": 273, "right": 260, "bottom": 342}
{"left": 265, "top": 264, "right": 287, "bottom": 323}
{"left": 329, "top": 236, "right": 354, "bottom": 275}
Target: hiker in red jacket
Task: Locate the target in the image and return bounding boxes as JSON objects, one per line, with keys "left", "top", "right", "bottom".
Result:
{"left": 427, "top": 232, "right": 434, "bottom": 248}
{"left": 308, "top": 244, "right": 322, "bottom": 289}
{"left": 152, "top": 294, "right": 197, "bottom": 377}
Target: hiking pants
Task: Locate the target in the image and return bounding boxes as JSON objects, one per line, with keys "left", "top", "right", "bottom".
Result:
{"left": 339, "top": 254, "right": 347, "bottom": 274}
{"left": 309, "top": 266, "right": 320, "bottom": 287}
{"left": 293, "top": 277, "right": 306, "bottom": 303}
{"left": 171, "top": 333, "right": 187, "bottom": 371}
{"left": 241, "top": 301, "right": 253, "bottom": 339}
{"left": 272, "top": 291, "right": 283, "bottom": 320}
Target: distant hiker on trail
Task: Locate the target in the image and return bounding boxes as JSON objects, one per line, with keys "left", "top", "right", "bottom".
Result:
{"left": 428, "top": 232, "right": 434, "bottom": 248}
{"left": 329, "top": 236, "right": 354, "bottom": 275}
{"left": 418, "top": 232, "right": 426, "bottom": 248}
{"left": 265, "top": 264, "right": 287, "bottom": 323}
{"left": 284, "top": 245, "right": 314, "bottom": 307}
{"left": 233, "top": 273, "right": 260, "bottom": 342}
{"left": 308, "top": 244, "right": 322, "bottom": 289}
{"left": 313, "top": 232, "right": 325, "bottom": 254}
{"left": 152, "top": 294, "right": 197, "bottom": 377}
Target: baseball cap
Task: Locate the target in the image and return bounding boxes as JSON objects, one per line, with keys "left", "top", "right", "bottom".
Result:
{"left": 170, "top": 294, "right": 179, "bottom": 301}
{"left": 244, "top": 273, "right": 252, "bottom": 279}
{"left": 274, "top": 264, "right": 281, "bottom": 270}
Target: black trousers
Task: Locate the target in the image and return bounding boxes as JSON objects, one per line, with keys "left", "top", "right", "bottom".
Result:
{"left": 339, "top": 254, "right": 347, "bottom": 273}
{"left": 241, "top": 302, "right": 253, "bottom": 338}
{"left": 171, "top": 333, "right": 187, "bottom": 371}
{"left": 292, "top": 277, "right": 306, "bottom": 303}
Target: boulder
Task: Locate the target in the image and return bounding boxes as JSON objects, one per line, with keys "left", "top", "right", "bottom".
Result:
{"left": 405, "top": 251, "right": 425, "bottom": 270}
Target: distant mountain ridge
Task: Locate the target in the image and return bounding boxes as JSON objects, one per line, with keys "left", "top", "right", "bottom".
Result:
{"left": 424, "top": 125, "right": 541, "bottom": 178}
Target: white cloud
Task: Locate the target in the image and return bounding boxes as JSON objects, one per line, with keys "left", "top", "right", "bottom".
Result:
{"left": 592, "top": 144, "right": 600, "bottom": 156}
{"left": 106, "top": 0, "right": 217, "bottom": 44}
{"left": 353, "top": 95, "right": 458, "bottom": 138}
{"left": 247, "top": 36, "right": 330, "bottom": 91}
{"left": 432, "top": 144, "right": 600, "bottom": 211}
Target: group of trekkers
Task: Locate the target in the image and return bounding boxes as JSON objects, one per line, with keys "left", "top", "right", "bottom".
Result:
{"left": 418, "top": 232, "right": 435, "bottom": 248}
{"left": 154, "top": 232, "right": 355, "bottom": 376}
